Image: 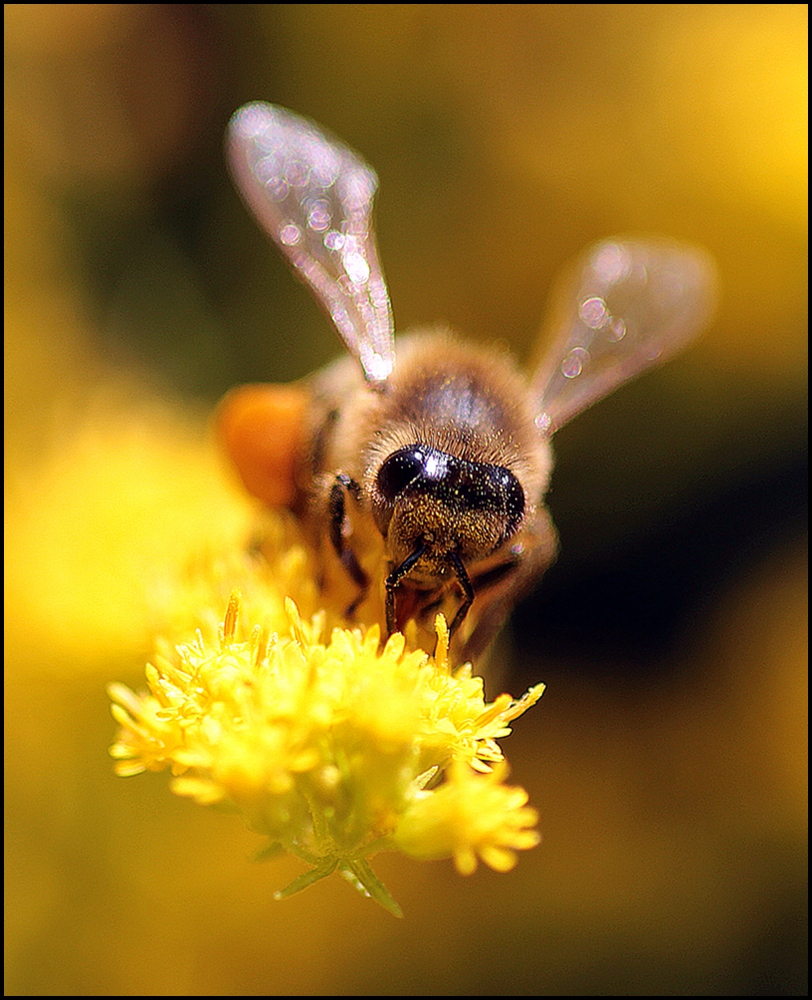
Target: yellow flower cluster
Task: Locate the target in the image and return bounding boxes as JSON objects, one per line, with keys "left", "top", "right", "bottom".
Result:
{"left": 108, "top": 527, "right": 543, "bottom": 915}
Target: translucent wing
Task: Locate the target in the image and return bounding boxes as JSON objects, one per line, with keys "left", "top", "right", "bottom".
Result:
{"left": 531, "top": 239, "right": 717, "bottom": 436}
{"left": 227, "top": 102, "right": 395, "bottom": 384}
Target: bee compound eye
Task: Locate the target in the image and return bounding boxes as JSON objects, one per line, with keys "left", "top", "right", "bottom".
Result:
{"left": 497, "top": 468, "right": 525, "bottom": 536}
{"left": 375, "top": 446, "right": 430, "bottom": 502}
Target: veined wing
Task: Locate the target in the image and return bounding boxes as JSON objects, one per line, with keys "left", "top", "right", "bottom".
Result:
{"left": 532, "top": 239, "right": 717, "bottom": 436}
{"left": 228, "top": 102, "right": 395, "bottom": 384}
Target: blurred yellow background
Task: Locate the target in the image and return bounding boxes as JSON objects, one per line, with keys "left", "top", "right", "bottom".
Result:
{"left": 5, "top": 5, "right": 806, "bottom": 995}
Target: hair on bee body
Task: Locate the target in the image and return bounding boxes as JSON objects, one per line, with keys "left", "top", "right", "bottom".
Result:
{"left": 221, "top": 101, "right": 717, "bottom": 663}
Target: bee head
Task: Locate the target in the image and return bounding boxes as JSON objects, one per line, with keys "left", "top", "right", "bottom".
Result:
{"left": 370, "top": 444, "right": 524, "bottom": 574}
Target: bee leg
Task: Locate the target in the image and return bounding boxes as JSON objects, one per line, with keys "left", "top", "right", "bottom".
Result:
{"left": 447, "top": 551, "right": 475, "bottom": 637}
{"left": 460, "top": 511, "right": 559, "bottom": 662}
{"left": 384, "top": 542, "right": 427, "bottom": 635}
{"left": 328, "top": 474, "right": 369, "bottom": 616}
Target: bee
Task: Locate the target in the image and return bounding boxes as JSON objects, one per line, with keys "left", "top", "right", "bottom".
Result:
{"left": 220, "top": 102, "right": 716, "bottom": 662}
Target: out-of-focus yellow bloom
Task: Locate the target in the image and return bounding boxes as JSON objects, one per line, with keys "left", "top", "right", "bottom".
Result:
{"left": 394, "top": 760, "right": 540, "bottom": 876}
{"left": 108, "top": 531, "right": 543, "bottom": 916}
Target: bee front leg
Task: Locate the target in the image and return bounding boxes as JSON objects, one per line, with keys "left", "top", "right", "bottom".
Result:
{"left": 384, "top": 541, "right": 426, "bottom": 636}
{"left": 328, "top": 474, "right": 369, "bottom": 617}
{"left": 459, "top": 509, "right": 559, "bottom": 662}
{"left": 447, "top": 551, "right": 475, "bottom": 638}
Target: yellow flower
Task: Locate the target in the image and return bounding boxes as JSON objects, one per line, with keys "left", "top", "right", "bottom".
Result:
{"left": 393, "top": 760, "right": 541, "bottom": 876}
{"left": 108, "top": 521, "right": 543, "bottom": 915}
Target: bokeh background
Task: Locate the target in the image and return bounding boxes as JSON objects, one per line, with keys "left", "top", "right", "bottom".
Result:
{"left": 5, "top": 5, "right": 806, "bottom": 995}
